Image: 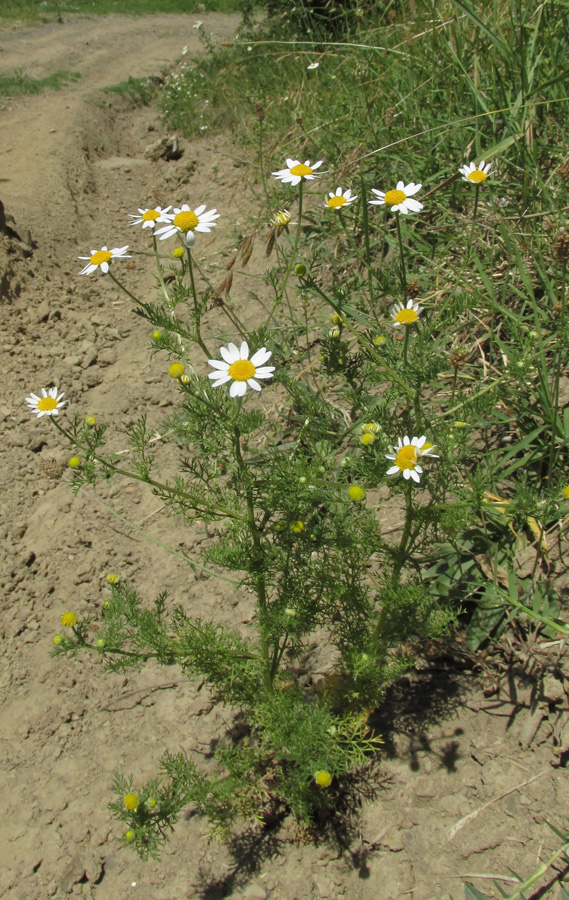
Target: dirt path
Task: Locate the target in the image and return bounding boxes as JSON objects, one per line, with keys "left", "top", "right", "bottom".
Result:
{"left": 0, "top": 13, "right": 568, "bottom": 900}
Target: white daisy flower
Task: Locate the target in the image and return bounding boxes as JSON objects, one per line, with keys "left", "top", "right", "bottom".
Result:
{"left": 155, "top": 204, "right": 220, "bottom": 247}
{"left": 307, "top": 62, "right": 319, "bottom": 70}
{"left": 325, "top": 187, "right": 358, "bottom": 211}
{"left": 369, "top": 181, "right": 423, "bottom": 215}
{"left": 391, "top": 298, "right": 424, "bottom": 328}
{"left": 272, "top": 159, "right": 323, "bottom": 187}
{"left": 26, "top": 387, "right": 67, "bottom": 418}
{"left": 459, "top": 160, "right": 492, "bottom": 184}
{"left": 274, "top": 209, "right": 291, "bottom": 227}
{"left": 78, "top": 245, "right": 130, "bottom": 276}
{"left": 208, "top": 341, "right": 275, "bottom": 398}
{"left": 128, "top": 206, "right": 172, "bottom": 229}
{"left": 385, "top": 435, "right": 438, "bottom": 483}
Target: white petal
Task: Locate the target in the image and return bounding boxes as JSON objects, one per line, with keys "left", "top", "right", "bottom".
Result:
{"left": 409, "top": 470, "right": 421, "bottom": 483}
{"left": 404, "top": 183, "right": 422, "bottom": 196}
{"left": 101, "top": 262, "right": 109, "bottom": 273}
{"left": 386, "top": 466, "right": 400, "bottom": 476}
{"left": 250, "top": 347, "right": 271, "bottom": 367}
{"left": 220, "top": 344, "right": 239, "bottom": 364}
{"left": 230, "top": 380, "right": 247, "bottom": 398}
{"left": 208, "top": 360, "right": 230, "bottom": 371}
{"left": 254, "top": 367, "right": 275, "bottom": 379}
{"left": 247, "top": 378, "right": 262, "bottom": 391}
{"left": 194, "top": 204, "right": 206, "bottom": 216}
{"left": 405, "top": 198, "right": 423, "bottom": 212}
{"left": 239, "top": 341, "right": 249, "bottom": 359}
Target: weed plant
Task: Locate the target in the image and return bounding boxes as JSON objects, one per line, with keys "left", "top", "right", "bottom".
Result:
{"left": 27, "top": 0, "right": 569, "bottom": 867}
{"left": 0, "top": 69, "right": 80, "bottom": 97}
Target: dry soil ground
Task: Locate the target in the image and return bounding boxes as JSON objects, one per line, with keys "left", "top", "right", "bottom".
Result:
{"left": 1, "top": 11, "right": 569, "bottom": 900}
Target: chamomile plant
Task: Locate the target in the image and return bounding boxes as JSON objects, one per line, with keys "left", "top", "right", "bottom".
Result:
{"left": 31, "top": 0, "right": 569, "bottom": 854}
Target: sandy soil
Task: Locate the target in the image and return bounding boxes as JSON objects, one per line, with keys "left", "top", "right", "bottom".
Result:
{"left": 1, "top": 12, "right": 569, "bottom": 900}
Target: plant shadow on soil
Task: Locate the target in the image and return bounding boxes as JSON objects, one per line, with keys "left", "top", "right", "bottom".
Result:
{"left": 190, "top": 645, "right": 475, "bottom": 899}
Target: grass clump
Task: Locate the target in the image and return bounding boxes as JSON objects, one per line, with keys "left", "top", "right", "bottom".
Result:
{"left": 103, "top": 75, "right": 158, "bottom": 105}
{"left": 0, "top": 69, "right": 80, "bottom": 96}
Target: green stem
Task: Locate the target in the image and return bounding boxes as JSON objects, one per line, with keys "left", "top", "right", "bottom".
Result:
{"left": 266, "top": 181, "right": 304, "bottom": 327}
{"left": 108, "top": 270, "right": 142, "bottom": 305}
{"left": 395, "top": 211, "right": 408, "bottom": 303}
{"left": 359, "top": 176, "right": 375, "bottom": 306}
{"left": 303, "top": 276, "right": 414, "bottom": 398}
{"left": 232, "top": 418, "right": 273, "bottom": 695}
{"left": 258, "top": 120, "right": 270, "bottom": 209}
{"left": 338, "top": 208, "right": 375, "bottom": 315}
{"left": 186, "top": 245, "right": 211, "bottom": 359}
{"left": 402, "top": 324, "right": 410, "bottom": 366}
{"left": 392, "top": 482, "right": 414, "bottom": 584}
{"left": 472, "top": 183, "right": 480, "bottom": 225}
{"left": 546, "top": 257, "right": 567, "bottom": 483}
{"left": 152, "top": 233, "right": 172, "bottom": 305}
{"left": 52, "top": 419, "right": 244, "bottom": 522}
{"left": 371, "top": 485, "right": 415, "bottom": 647}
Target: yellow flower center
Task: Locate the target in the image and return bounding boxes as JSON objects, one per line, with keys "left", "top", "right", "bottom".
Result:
{"left": 315, "top": 771, "right": 332, "bottom": 787}
{"left": 290, "top": 163, "right": 312, "bottom": 177}
{"left": 328, "top": 196, "right": 347, "bottom": 209}
{"left": 142, "top": 209, "right": 160, "bottom": 221}
{"left": 228, "top": 359, "right": 255, "bottom": 381}
{"left": 467, "top": 169, "right": 487, "bottom": 183}
{"left": 37, "top": 396, "right": 58, "bottom": 411}
{"left": 395, "top": 308, "right": 418, "bottom": 325}
{"left": 394, "top": 445, "right": 418, "bottom": 470}
{"left": 90, "top": 249, "right": 113, "bottom": 266}
{"left": 174, "top": 210, "right": 199, "bottom": 232}
{"left": 384, "top": 188, "right": 407, "bottom": 206}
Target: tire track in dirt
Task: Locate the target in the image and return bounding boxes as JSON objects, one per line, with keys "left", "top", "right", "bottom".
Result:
{"left": 0, "top": 14, "right": 238, "bottom": 231}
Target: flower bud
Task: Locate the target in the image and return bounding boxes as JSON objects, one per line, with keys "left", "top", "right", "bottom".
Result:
{"left": 168, "top": 362, "right": 185, "bottom": 379}
{"left": 315, "top": 771, "right": 332, "bottom": 788}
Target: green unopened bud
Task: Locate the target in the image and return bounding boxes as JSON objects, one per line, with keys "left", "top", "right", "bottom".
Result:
{"left": 295, "top": 263, "right": 307, "bottom": 276}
